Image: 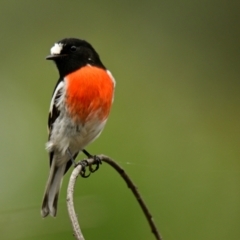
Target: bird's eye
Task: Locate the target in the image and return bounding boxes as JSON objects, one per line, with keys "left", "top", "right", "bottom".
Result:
{"left": 70, "top": 46, "right": 77, "bottom": 52}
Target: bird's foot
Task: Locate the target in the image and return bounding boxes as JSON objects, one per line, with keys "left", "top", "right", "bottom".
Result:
{"left": 82, "top": 150, "right": 102, "bottom": 173}
{"left": 75, "top": 160, "right": 91, "bottom": 178}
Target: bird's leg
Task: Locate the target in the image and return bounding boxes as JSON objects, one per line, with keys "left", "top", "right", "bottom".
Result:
{"left": 67, "top": 148, "right": 90, "bottom": 178}
{"left": 67, "top": 148, "right": 77, "bottom": 166}
{"left": 82, "top": 149, "right": 102, "bottom": 173}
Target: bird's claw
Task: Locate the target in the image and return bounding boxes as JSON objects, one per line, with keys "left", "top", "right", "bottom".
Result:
{"left": 89, "top": 155, "right": 102, "bottom": 173}
{"left": 78, "top": 151, "right": 102, "bottom": 177}
{"left": 76, "top": 160, "right": 91, "bottom": 178}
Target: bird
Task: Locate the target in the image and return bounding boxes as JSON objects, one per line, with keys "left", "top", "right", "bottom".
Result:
{"left": 41, "top": 38, "right": 115, "bottom": 218}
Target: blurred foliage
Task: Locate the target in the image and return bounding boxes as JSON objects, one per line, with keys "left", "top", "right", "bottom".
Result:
{"left": 0, "top": 0, "right": 239, "bottom": 239}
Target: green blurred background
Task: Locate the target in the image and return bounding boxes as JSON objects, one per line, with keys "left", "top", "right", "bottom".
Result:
{"left": 0, "top": 1, "right": 239, "bottom": 239}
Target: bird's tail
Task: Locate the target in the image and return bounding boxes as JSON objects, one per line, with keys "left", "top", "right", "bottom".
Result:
{"left": 41, "top": 161, "right": 66, "bottom": 217}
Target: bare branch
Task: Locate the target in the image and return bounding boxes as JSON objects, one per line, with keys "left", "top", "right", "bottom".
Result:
{"left": 66, "top": 163, "right": 85, "bottom": 240}
{"left": 99, "top": 155, "right": 163, "bottom": 240}
{"left": 67, "top": 155, "right": 163, "bottom": 240}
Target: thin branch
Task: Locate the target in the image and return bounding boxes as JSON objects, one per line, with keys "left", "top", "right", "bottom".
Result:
{"left": 67, "top": 155, "right": 163, "bottom": 240}
{"left": 66, "top": 163, "right": 85, "bottom": 240}
{"left": 99, "top": 155, "right": 163, "bottom": 240}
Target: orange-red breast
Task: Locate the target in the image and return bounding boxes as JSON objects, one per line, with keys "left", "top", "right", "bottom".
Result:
{"left": 41, "top": 38, "right": 115, "bottom": 217}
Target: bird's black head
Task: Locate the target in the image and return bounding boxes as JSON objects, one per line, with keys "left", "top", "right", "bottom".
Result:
{"left": 46, "top": 38, "right": 105, "bottom": 77}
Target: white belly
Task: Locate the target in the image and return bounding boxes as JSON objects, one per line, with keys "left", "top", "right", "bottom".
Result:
{"left": 46, "top": 112, "right": 107, "bottom": 166}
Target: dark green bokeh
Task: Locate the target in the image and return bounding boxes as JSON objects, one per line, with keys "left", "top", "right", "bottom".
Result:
{"left": 0, "top": 1, "right": 239, "bottom": 239}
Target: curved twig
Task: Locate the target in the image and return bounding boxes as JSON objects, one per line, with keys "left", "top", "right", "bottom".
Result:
{"left": 99, "top": 155, "right": 162, "bottom": 240}
{"left": 66, "top": 163, "right": 85, "bottom": 240}
{"left": 67, "top": 155, "right": 163, "bottom": 240}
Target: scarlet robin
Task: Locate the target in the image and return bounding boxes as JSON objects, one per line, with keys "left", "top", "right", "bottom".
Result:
{"left": 41, "top": 38, "right": 115, "bottom": 217}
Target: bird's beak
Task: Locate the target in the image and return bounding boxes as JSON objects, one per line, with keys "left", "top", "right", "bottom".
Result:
{"left": 46, "top": 54, "right": 67, "bottom": 60}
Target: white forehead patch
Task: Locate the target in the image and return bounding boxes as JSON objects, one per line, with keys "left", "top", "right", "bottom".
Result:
{"left": 50, "top": 43, "right": 63, "bottom": 55}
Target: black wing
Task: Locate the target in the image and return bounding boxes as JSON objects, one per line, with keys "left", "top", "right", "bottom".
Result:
{"left": 48, "top": 79, "right": 63, "bottom": 136}
{"left": 48, "top": 79, "right": 64, "bottom": 167}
